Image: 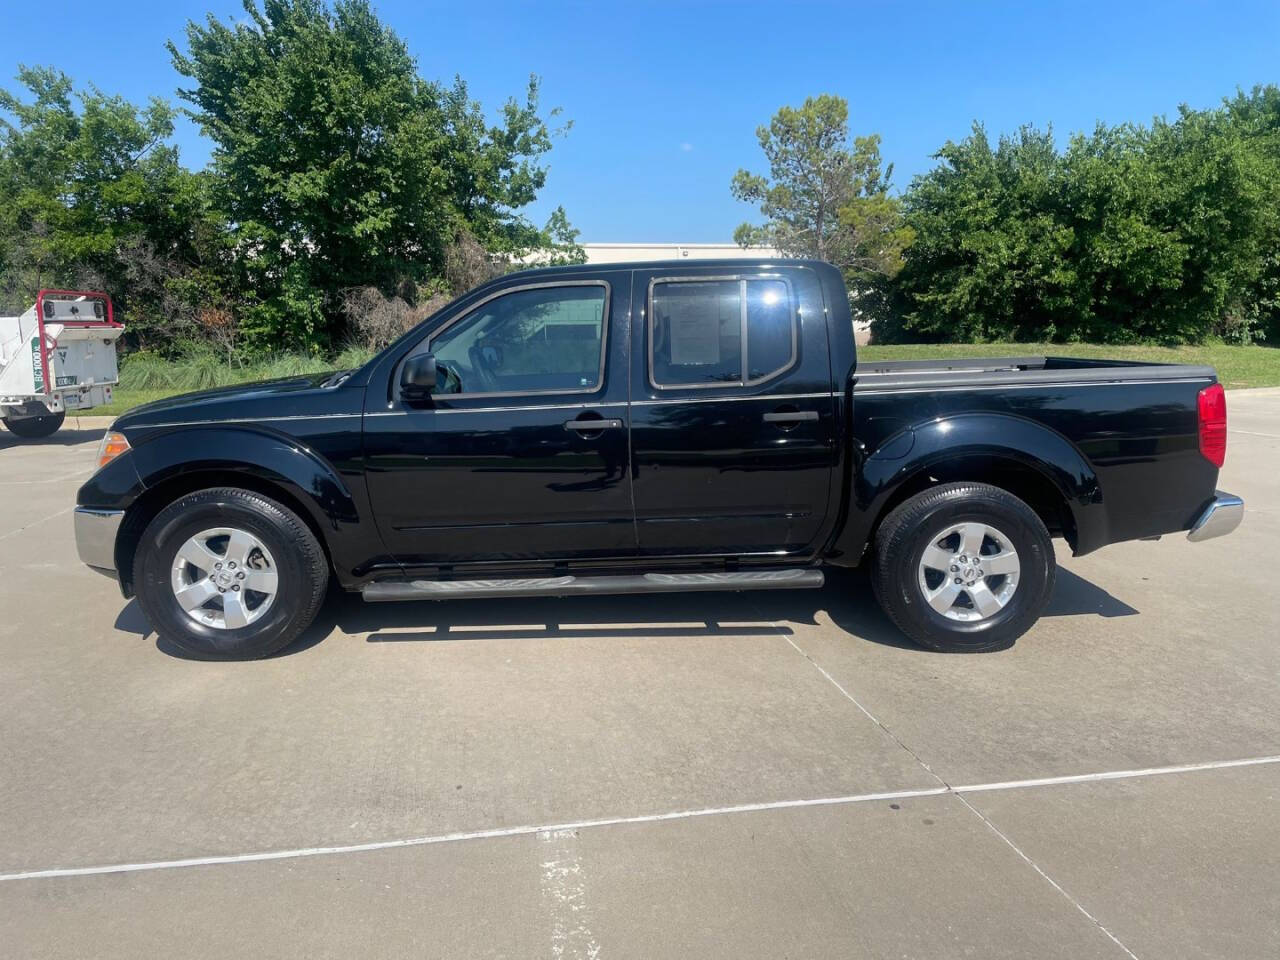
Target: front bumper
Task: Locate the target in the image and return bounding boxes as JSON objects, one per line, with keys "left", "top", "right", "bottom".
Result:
{"left": 1187, "top": 491, "right": 1244, "bottom": 543}
{"left": 74, "top": 507, "right": 124, "bottom": 573}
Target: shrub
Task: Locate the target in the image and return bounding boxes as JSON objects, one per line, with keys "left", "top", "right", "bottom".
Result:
{"left": 117, "top": 352, "right": 176, "bottom": 391}
{"left": 342, "top": 286, "right": 422, "bottom": 350}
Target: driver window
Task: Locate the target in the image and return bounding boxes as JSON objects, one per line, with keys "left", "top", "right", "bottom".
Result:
{"left": 428, "top": 283, "right": 608, "bottom": 395}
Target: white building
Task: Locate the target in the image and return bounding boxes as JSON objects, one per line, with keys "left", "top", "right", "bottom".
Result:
{"left": 580, "top": 242, "right": 870, "bottom": 343}
{"left": 581, "top": 242, "right": 780, "bottom": 264}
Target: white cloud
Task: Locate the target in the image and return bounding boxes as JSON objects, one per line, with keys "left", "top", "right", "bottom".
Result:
{"left": 680, "top": 142, "right": 694, "bottom": 152}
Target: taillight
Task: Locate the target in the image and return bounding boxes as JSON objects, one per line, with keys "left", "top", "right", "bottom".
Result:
{"left": 1197, "top": 383, "right": 1227, "bottom": 468}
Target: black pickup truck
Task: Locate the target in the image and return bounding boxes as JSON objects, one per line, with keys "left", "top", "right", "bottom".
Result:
{"left": 75, "top": 259, "right": 1243, "bottom": 659}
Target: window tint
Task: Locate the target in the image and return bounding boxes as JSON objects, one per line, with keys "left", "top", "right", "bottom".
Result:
{"left": 651, "top": 280, "right": 741, "bottom": 386}
{"left": 429, "top": 284, "right": 607, "bottom": 395}
{"left": 650, "top": 277, "right": 795, "bottom": 388}
{"left": 746, "top": 279, "right": 793, "bottom": 380}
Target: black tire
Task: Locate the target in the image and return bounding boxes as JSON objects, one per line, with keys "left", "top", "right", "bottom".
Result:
{"left": 872, "top": 483, "right": 1056, "bottom": 653}
{"left": 135, "top": 487, "right": 328, "bottom": 660}
{"left": 3, "top": 410, "right": 65, "bottom": 438}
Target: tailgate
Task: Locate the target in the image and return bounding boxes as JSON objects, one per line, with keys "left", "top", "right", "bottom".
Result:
{"left": 44, "top": 323, "right": 124, "bottom": 390}
{"left": 35, "top": 290, "right": 123, "bottom": 394}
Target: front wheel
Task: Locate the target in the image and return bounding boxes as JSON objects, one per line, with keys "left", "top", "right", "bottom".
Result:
{"left": 3, "top": 409, "right": 65, "bottom": 438}
{"left": 135, "top": 488, "right": 329, "bottom": 659}
{"left": 872, "top": 483, "right": 1056, "bottom": 652}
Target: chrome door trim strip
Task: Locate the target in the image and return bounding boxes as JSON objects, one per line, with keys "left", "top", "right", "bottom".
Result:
{"left": 125, "top": 413, "right": 362, "bottom": 429}
{"left": 365, "top": 401, "right": 627, "bottom": 417}
{"left": 136, "top": 391, "right": 836, "bottom": 428}
{"left": 631, "top": 391, "right": 832, "bottom": 407}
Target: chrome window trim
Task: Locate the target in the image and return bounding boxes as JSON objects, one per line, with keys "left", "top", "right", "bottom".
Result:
{"left": 408, "top": 279, "right": 611, "bottom": 402}
{"left": 646, "top": 274, "right": 798, "bottom": 391}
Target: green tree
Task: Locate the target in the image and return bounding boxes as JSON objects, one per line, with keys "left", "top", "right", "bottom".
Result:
{"left": 886, "top": 124, "right": 1076, "bottom": 342}
{"left": 886, "top": 91, "right": 1280, "bottom": 345}
{"left": 731, "top": 94, "right": 913, "bottom": 297}
{"left": 0, "top": 66, "right": 202, "bottom": 332}
{"left": 169, "top": 0, "right": 573, "bottom": 350}
{"left": 0, "top": 66, "right": 230, "bottom": 353}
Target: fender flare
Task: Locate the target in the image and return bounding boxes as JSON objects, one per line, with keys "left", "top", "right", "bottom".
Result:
{"left": 830, "top": 413, "right": 1106, "bottom": 560}
{"left": 120, "top": 426, "right": 365, "bottom": 586}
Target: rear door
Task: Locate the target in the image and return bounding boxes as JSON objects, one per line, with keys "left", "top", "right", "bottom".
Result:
{"left": 628, "top": 264, "right": 837, "bottom": 558}
{"left": 363, "top": 272, "right": 635, "bottom": 573}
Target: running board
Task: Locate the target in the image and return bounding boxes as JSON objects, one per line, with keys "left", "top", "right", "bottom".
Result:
{"left": 361, "top": 568, "right": 824, "bottom": 602}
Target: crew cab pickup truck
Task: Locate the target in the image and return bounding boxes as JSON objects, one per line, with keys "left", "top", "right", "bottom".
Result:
{"left": 75, "top": 259, "right": 1243, "bottom": 659}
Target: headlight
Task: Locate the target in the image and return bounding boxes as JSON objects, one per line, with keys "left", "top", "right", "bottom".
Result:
{"left": 95, "top": 431, "right": 131, "bottom": 470}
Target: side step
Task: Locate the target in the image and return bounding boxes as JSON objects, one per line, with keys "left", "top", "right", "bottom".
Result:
{"left": 361, "top": 568, "right": 824, "bottom": 602}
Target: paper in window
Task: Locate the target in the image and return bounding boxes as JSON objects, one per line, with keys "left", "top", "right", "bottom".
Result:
{"left": 668, "top": 298, "right": 721, "bottom": 365}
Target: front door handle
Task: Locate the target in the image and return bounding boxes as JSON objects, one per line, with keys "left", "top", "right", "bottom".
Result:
{"left": 763, "top": 411, "right": 818, "bottom": 424}
{"left": 564, "top": 418, "right": 623, "bottom": 431}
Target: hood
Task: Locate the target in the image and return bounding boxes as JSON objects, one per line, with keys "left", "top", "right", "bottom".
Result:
{"left": 113, "top": 373, "right": 339, "bottom": 430}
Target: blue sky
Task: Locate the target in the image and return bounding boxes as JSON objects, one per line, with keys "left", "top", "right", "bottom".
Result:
{"left": 3, "top": 1, "right": 1278, "bottom": 242}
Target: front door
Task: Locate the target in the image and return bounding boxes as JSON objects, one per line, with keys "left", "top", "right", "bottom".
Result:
{"left": 363, "top": 273, "right": 635, "bottom": 573}
{"left": 628, "top": 264, "right": 837, "bottom": 558}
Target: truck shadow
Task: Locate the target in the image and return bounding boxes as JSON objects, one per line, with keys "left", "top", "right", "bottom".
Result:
{"left": 127, "top": 563, "right": 1138, "bottom": 660}
{"left": 0, "top": 427, "right": 105, "bottom": 450}
{"left": 1043, "top": 568, "right": 1140, "bottom": 619}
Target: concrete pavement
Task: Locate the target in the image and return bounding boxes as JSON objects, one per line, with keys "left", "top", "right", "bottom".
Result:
{"left": 1, "top": 392, "right": 1277, "bottom": 958}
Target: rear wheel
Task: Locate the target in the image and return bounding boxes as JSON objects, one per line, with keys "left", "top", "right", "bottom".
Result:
{"left": 3, "top": 409, "right": 65, "bottom": 438}
{"left": 872, "top": 483, "right": 1056, "bottom": 652}
{"left": 135, "top": 488, "right": 328, "bottom": 659}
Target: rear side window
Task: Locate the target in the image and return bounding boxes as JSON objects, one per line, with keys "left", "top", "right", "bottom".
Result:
{"left": 649, "top": 277, "right": 796, "bottom": 388}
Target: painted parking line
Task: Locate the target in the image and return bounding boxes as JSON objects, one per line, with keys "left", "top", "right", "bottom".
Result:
{"left": 0, "top": 470, "right": 93, "bottom": 485}
{"left": 952, "top": 754, "right": 1280, "bottom": 794}
{"left": 0, "top": 506, "right": 72, "bottom": 543}
{"left": 2, "top": 754, "right": 1277, "bottom": 884}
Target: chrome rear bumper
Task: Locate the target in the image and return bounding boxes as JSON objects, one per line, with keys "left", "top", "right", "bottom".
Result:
{"left": 74, "top": 507, "right": 124, "bottom": 573}
{"left": 1187, "top": 491, "right": 1244, "bottom": 543}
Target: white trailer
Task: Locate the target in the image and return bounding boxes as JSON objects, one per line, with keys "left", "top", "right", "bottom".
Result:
{"left": 0, "top": 289, "right": 123, "bottom": 438}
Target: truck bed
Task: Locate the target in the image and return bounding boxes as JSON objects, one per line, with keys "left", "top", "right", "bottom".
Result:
{"left": 845, "top": 352, "right": 1221, "bottom": 556}
{"left": 853, "top": 355, "right": 1216, "bottom": 393}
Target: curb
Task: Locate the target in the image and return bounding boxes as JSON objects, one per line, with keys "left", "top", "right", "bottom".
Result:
{"left": 1226, "top": 386, "right": 1280, "bottom": 398}
{"left": 67, "top": 416, "right": 116, "bottom": 430}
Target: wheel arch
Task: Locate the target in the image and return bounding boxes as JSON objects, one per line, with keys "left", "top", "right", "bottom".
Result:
{"left": 115, "top": 427, "right": 357, "bottom": 595}
{"left": 115, "top": 469, "right": 335, "bottom": 597}
{"left": 828, "top": 413, "right": 1105, "bottom": 564}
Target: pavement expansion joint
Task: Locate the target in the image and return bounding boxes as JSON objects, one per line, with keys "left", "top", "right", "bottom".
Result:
{"left": 768, "top": 620, "right": 1276, "bottom": 960}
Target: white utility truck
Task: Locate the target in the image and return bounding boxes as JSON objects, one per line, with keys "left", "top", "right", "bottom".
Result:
{"left": 0, "top": 289, "right": 123, "bottom": 438}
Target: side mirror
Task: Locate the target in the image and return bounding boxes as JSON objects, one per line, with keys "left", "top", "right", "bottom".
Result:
{"left": 400, "top": 353, "right": 438, "bottom": 401}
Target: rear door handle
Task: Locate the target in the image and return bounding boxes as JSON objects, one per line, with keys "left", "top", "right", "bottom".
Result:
{"left": 763, "top": 411, "right": 818, "bottom": 424}
{"left": 564, "top": 418, "right": 623, "bottom": 431}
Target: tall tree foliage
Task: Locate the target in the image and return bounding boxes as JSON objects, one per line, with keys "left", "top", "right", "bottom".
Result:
{"left": 731, "top": 94, "right": 914, "bottom": 297}
{"left": 885, "top": 88, "right": 1280, "bottom": 344}
{"left": 0, "top": 66, "right": 208, "bottom": 338}
{"left": 169, "top": 0, "right": 576, "bottom": 350}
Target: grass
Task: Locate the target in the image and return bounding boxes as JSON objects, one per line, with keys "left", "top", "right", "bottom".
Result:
{"left": 83, "top": 341, "right": 1280, "bottom": 418}
{"left": 88, "top": 345, "right": 375, "bottom": 418}
{"left": 859, "top": 342, "right": 1280, "bottom": 391}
